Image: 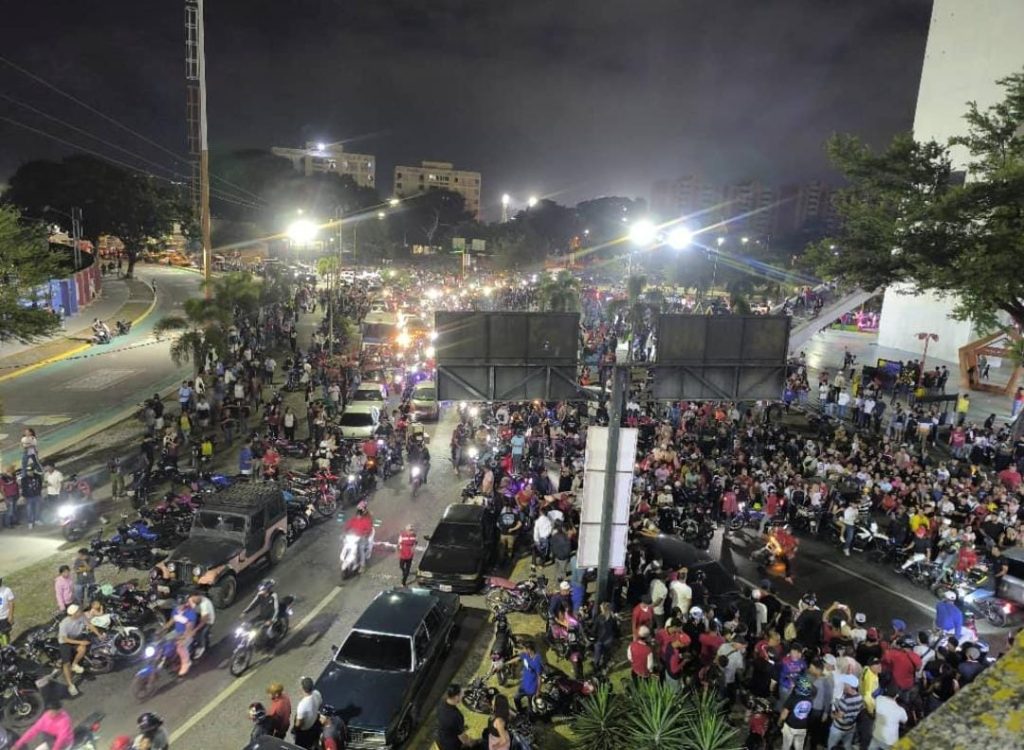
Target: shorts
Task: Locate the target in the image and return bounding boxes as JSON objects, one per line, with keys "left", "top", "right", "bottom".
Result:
{"left": 60, "top": 643, "right": 77, "bottom": 663}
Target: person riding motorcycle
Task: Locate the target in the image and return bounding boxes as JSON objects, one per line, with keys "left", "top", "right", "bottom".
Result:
{"left": 344, "top": 502, "right": 375, "bottom": 572}
{"left": 12, "top": 695, "right": 74, "bottom": 750}
{"left": 241, "top": 579, "right": 283, "bottom": 643}
{"left": 135, "top": 712, "right": 169, "bottom": 750}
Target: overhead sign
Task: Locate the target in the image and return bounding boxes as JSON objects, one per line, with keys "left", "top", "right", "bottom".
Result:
{"left": 652, "top": 314, "right": 790, "bottom": 401}
{"left": 434, "top": 311, "right": 582, "bottom": 401}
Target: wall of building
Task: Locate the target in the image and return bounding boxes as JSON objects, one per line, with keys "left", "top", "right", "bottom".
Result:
{"left": 877, "top": 0, "right": 1024, "bottom": 359}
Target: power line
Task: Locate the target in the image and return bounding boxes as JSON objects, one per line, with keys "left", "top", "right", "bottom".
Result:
{"left": 0, "top": 115, "right": 262, "bottom": 211}
{"left": 0, "top": 54, "right": 267, "bottom": 205}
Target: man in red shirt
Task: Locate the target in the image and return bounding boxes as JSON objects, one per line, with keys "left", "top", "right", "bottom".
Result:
{"left": 698, "top": 621, "right": 725, "bottom": 665}
{"left": 628, "top": 626, "right": 654, "bottom": 680}
{"left": 344, "top": 503, "right": 375, "bottom": 572}
{"left": 881, "top": 640, "right": 921, "bottom": 693}
{"left": 397, "top": 524, "right": 417, "bottom": 586}
{"left": 632, "top": 596, "right": 655, "bottom": 638}
{"left": 998, "top": 465, "right": 1022, "bottom": 491}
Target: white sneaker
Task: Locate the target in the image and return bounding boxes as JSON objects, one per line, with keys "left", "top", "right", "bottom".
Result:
{"left": 71, "top": 664, "right": 84, "bottom": 674}
{"left": 68, "top": 685, "right": 80, "bottom": 697}
{"left": 843, "top": 549, "right": 850, "bottom": 557}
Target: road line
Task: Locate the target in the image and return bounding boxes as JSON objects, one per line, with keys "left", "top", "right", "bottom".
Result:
{"left": 168, "top": 584, "right": 343, "bottom": 744}
{"left": 814, "top": 558, "right": 935, "bottom": 615}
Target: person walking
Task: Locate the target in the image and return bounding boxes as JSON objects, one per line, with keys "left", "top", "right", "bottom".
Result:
{"left": 828, "top": 674, "right": 864, "bottom": 750}
{"left": 72, "top": 548, "right": 96, "bottom": 605}
{"left": 21, "top": 466, "right": 43, "bottom": 530}
{"left": 1, "top": 468, "right": 20, "bottom": 529}
{"left": 549, "top": 522, "right": 573, "bottom": 582}
{"left": 266, "top": 682, "right": 292, "bottom": 739}
{"left": 292, "top": 676, "right": 322, "bottom": 749}
{"left": 436, "top": 684, "right": 476, "bottom": 750}
{"left": 397, "top": 524, "right": 417, "bottom": 586}
{"left": 514, "top": 640, "right": 543, "bottom": 717}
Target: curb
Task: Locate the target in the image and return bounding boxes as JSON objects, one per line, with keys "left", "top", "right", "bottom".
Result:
{"left": 0, "top": 278, "right": 159, "bottom": 385}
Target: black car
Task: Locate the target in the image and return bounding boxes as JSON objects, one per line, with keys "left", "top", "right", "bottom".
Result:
{"left": 315, "top": 588, "right": 460, "bottom": 749}
{"left": 416, "top": 503, "right": 496, "bottom": 593}
{"left": 639, "top": 533, "right": 741, "bottom": 610}
{"left": 243, "top": 737, "right": 306, "bottom": 750}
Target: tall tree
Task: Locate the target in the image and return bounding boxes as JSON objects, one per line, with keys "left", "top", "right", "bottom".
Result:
{"left": 3, "top": 155, "right": 187, "bottom": 278}
{"left": 538, "top": 270, "right": 582, "bottom": 312}
{"left": 0, "top": 205, "right": 61, "bottom": 342}
{"left": 808, "top": 70, "right": 1024, "bottom": 332}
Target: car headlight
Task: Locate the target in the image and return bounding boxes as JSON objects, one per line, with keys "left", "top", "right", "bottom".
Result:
{"left": 58, "top": 504, "right": 74, "bottom": 520}
{"left": 459, "top": 573, "right": 479, "bottom": 581}
{"left": 193, "top": 565, "right": 205, "bottom": 578}
{"left": 348, "top": 475, "right": 356, "bottom": 483}
{"left": 419, "top": 570, "right": 433, "bottom": 578}
{"left": 144, "top": 646, "right": 156, "bottom": 658}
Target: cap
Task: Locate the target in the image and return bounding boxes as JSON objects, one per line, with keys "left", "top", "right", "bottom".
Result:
{"left": 838, "top": 674, "right": 860, "bottom": 690}
{"left": 823, "top": 654, "right": 838, "bottom": 668}
{"left": 559, "top": 581, "right": 571, "bottom": 591}
{"left": 66, "top": 604, "right": 80, "bottom": 616}
{"left": 891, "top": 618, "right": 907, "bottom": 631}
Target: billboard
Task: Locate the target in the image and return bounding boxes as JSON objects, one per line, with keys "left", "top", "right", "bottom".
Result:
{"left": 434, "top": 311, "right": 582, "bottom": 401}
{"left": 652, "top": 315, "right": 790, "bottom": 401}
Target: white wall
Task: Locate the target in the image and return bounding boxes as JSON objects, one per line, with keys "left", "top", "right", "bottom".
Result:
{"left": 878, "top": 0, "right": 1024, "bottom": 354}
{"left": 878, "top": 284, "right": 975, "bottom": 363}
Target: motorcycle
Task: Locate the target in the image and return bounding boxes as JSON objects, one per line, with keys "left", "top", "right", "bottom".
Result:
{"left": 131, "top": 635, "right": 201, "bottom": 701}
{"left": 89, "top": 613, "right": 145, "bottom": 659}
{"left": 0, "top": 711, "right": 107, "bottom": 750}
{"left": 228, "top": 595, "right": 295, "bottom": 676}
{"left": 485, "top": 614, "right": 518, "bottom": 686}
{"left": 409, "top": 464, "right": 424, "bottom": 497}
{"left": 20, "top": 632, "right": 115, "bottom": 677}
{"left": 57, "top": 502, "right": 104, "bottom": 543}
{"left": 286, "top": 498, "right": 314, "bottom": 545}
{"left": 462, "top": 676, "right": 499, "bottom": 714}
{"left": 546, "top": 616, "right": 588, "bottom": 680}
{"left": 484, "top": 575, "right": 549, "bottom": 616}
{"left": 0, "top": 648, "right": 44, "bottom": 728}
{"left": 340, "top": 531, "right": 373, "bottom": 580}
{"left": 532, "top": 667, "right": 600, "bottom": 719}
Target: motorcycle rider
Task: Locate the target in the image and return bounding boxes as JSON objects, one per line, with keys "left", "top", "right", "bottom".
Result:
{"left": 12, "top": 693, "right": 73, "bottom": 750}
{"left": 135, "top": 712, "right": 169, "bottom": 750}
{"left": 187, "top": 592, "right": 216, "bottom": 657}
{"left": 451, "top": 421, "right": 469, "bottom": 476}
{"left": 242, "top": 579, "right": 283, "bottom": 644}
{"left": 935, "top": 590, "right": 964, "bottom": 639}
{"left": 163, "top": 596, "right": 198, "bottom": 676}
{"left": 344, "top": 502, "right": 375, "bottom": 572}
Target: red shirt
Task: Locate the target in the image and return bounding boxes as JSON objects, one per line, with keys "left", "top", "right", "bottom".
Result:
{"left": 362, "top": 439, "right": 378, "bottom": 458}
{"left": 345, "top": 514, "right": 373, "bottom": 537}
{"left": 698, "top": 632, "right": 725, "bottom": 665}
{"left": 881, "top": 648, "right": 921, "bottom": 690}
{"left": 268, "top": 695, "right": 292, "bottom": 737}
{"left": 628, "top": 639, "right": 653, "bottom": 677}
{"left": 632, "top": 603, "right": 654, "bottom": 636}
{"left": 398, "top": 532, "right": 417, "bottom": 561}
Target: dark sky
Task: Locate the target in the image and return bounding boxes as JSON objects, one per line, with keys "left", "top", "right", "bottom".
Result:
{"left": 0, "top": 0, "right": 932, "bottom": 218}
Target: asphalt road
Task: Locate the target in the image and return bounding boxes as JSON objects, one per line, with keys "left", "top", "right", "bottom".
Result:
{"left": 0, "top": 264, "right": 204, "bottom": 458}
{"left": 60, "top": 402, "right": 476, "bottom": 749}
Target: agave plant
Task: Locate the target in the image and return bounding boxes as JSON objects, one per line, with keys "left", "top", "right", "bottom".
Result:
{"left": 568, "top": 682, "right": 626, "bottom": 750}
{"left": 680, "top": 688, "right": 741, "bottom": 750}
{"left": 621, "top": 678, "right": 690, "bottom": 750}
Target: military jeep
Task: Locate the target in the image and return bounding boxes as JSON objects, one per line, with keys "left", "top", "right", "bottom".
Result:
{"left": 153, "top": 483, "right": 288, "bottom": 607}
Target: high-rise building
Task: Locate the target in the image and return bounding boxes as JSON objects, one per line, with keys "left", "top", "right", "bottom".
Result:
{"left": 270, "top": 141, "right": 376, "bottom": 188}
{"left": 393, "top": 160, "right": 482, "bottom": 218}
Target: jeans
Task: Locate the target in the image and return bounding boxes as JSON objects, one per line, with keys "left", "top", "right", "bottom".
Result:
{"left": 25, "top": 495, "right": 41, "bottom": 525}
{"left": 2, "top": 501, "right": 16, "bottom": 528}
{"left": 357, "top": 537, "right": 371, "bottom": 568}
{"left": 843, "top": 524, "right": 855, "bottom": 553}
{"left": 827, "top": 725, "right": 856, "bottom": 750}
{"left": 782, "top": 724, "right": 807, "bottom": 750}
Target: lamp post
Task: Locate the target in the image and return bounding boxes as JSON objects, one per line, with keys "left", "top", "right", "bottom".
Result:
{"left": 916, "top": 332, "right": 939, "bottom": 387}
{"left": 501, "top": 193, "right": 511, "bottom": 223}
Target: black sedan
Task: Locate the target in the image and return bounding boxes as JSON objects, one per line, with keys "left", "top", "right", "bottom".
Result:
{"left": 314, "top": 587, "right": 460, "bottom": 749}
{"left": 639, "top": 533, "right": 741, "bottom": 610}
{"left": 416, "top": 503, "right": 497, "bottom": 593}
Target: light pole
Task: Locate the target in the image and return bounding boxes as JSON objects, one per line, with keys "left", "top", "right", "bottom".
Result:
{"left": 916, "top": 332, "right": 939, "bottom": 387}
{"left": 501, "top": 193, "right": 511, "bottom": 223}
{"left": 527, "top": 195, "right": 538, "bottom": 209}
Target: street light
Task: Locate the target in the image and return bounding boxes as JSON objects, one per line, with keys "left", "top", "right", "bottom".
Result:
{"left": 741, "top": 236, "right": 749, "bottom": 245}
{"left": 716, "top": 237, "right": 725, "bottom": 247}
{"left": 527, "top": 196, "right": 538, "bottom": 208}
{"left": 389, "top": 198, "right": 400, "bottom": 207}
{"left": 501, "top": 194, "right": 511, "bottom": 206}
{"left": 286, "top": 219, "right": 318, "bottom": 245}
{"left": 666, "top": 226, "right": 693, "bottom": 250}
{"left": 629, "top": 219, "right": 657, "bottom": 246}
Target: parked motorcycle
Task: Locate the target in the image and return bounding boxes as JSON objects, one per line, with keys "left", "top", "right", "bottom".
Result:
{"left": 0, "top": 647, "right": 44, "bottom": 727}
{"left": 532, "top": 667, "right": 600, "bottom": 719}
{"left": 228, "top": 595, "right": 294, "bottom": 676}
{"left": 485, "top": 614, "right": 518, "bottom": 686}
{"left": 89, "top": 613, "right": 145, "bottom": 659}
{"left": 461, "top": 675, "right": 500, "bottom": 714}
{"left": 546, "top": 616, "right": 588, "bottom": 680}
{"left": 485, "top": 575, "right": 549, "bottom": 616}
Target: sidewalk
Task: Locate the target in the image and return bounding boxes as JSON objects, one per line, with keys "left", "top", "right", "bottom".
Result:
{"left": 0, "top": 273, "right": 156, "bottom": 382}
{"left": 801, "top": 327, "right": 1015, "bottom": 426}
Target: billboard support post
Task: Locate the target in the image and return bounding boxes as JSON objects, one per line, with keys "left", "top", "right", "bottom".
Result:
{"left": 596, "top": 365, "right": 626, "bottom": 603}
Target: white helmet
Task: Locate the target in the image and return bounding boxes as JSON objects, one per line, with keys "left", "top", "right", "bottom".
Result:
{"left": 944, "top": 590, "right": 957, "bottom": 601}
{"left": 689, "top": 606, "right": 704, "bottom": 621}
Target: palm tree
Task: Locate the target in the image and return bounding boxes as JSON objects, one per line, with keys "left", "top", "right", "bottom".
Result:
{"left": 538, "top": 270, "right": 582, "bottom": 312}
{"left": 203, "top": 271, "right": 261, "bottom": 319}
{"left": 154, "top": 297, "right": 227, "bottom": 375}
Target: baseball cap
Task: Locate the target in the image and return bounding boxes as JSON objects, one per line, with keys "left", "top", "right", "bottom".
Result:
{"left": 66, "top": 604, "right": 80, "bottom": 616}
{"left": 838, "top": 674, "right": 859, "bottom": 690}
{"left": 559, "top": 581, "right": 571, "bottom": 591}
{"left": 854, "top": 612, "right": 866, "bottom": 624}
{"left": 891, "top": 618, "right": 907, "bottom": 631}
{"left": 823, "top": 654, "right": 837, "bottom": 668}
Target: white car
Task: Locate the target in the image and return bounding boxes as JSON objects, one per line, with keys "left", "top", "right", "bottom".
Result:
{"left": 350, "top": 381, "right": 388, "bottom": 407}
{"left": 337, "top": 404, "right": 381, "bottom": 439}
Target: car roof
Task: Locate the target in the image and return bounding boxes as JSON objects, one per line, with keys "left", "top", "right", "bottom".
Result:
{"left": 202, "top": 483, "right": 282, "bottom": 511}
{"left": 440, "top": 503, "right": 484, "bottom": 524}
{"left": 353, "top": 588, "right": 439, "bottom": 637}
{"left": 355, "top": 381, "right": 386, "bottom": 390}
{"left": 412, "top": 382, "right": 435, "bottom": 393}
{"left": 343, "top": 404, "right": 379, "bottom": 415}
{"left": 1002, "top": 547, "right": 1024, "bottom": 564}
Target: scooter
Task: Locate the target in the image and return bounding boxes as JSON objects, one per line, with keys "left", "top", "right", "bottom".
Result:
{"left": 409, "top": 464, "right": 424, "bottom": 497}
{"left": 340, "top": 531, "right": 374, "bottom": 580}
{"left": 228, "top": 595, "right": 295, "bottom": 676}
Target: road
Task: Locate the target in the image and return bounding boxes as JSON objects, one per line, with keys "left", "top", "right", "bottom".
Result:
{"left": 0, "top": 264, "right": 204, "bottom": 459}
{"left": 60, "top": 402, "right": 479, "bottom": 748}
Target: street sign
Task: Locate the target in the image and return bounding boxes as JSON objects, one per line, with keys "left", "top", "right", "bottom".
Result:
{"left": 652, "top": 314, "right": 790, "bottom": 401}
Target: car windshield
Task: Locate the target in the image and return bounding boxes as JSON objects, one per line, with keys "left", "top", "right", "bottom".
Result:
{"left": 193, "top": 511, "right": 246, "bottom": 534}
{"left": 353, "top": 389, "right": 384, "bottom": 401}
{"left": 336, "top": 631, "right": 411, "bottom": 671}
{"left": 339, "top": 412, "right": 375, "bottom": 427}
{"left": 413, "top": 388, "right": 436, "bottom": 401}
{"left": 430, "top": 522, "right": 480, "bottom": 547}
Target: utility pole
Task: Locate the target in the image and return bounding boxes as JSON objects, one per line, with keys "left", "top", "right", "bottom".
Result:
{"left": 596, "top": 364, "right": 626, "bottom": 603}
{"left": 70, "top": 207, "right": 83, "bottom": 271}
{"left": 185, "top": 0, "right": 212, "bottom": 297}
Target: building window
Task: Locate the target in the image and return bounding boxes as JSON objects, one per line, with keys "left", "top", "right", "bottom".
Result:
{"left": 396, "top": 172, "right": 402, "bottom": 178}
{"left": 395, "top": 182, "right": 402, "bottom": 189}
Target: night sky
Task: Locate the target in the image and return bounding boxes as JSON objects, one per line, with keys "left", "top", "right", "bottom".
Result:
{"left": 0, "top": 0, "right": 932, "bottom": 217}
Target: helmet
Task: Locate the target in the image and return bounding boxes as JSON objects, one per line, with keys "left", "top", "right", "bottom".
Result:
{"left": 944, "top": 590, "right": 957, "bottom": 601}
{"left": 689, "top": 606, "right": 704, "bottom": 621}
{"left": 854, "top": 612, "right": 867, "bottom": 624}
{"left": 249, "top": 702, "right": 267, "bottom": 721}
{"left": 257, "top": 579, "right": 276, "bottom": 596}
{"left": 110, "top": 737, "right": 133, "bottom": 750}
{"left": 319, "top": 703, "right": 338, "bottom": 718}
{"left": 799, "top": 593, "right": 817, "bottom": 608}
{"left": 137, "top": 713, "right": 163, "bottom": 733}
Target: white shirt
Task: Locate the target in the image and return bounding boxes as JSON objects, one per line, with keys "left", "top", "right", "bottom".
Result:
{"left": 295, "top": 689, "right": 322, "bottom": 730}
{"left": 649, "top": 578, "right": 668, "bottom": 616}
{"left": 669, "top": 580, "right": 692, "bottom": 614}
{"left": 44, "top": 470, "right": 64, "bottom": 497}
{"left": 533, "top": 514, "right": 553, "bottom": 544}
{"left": 838, "top": 392, "right": 850, "bottom": 406}
{"left": 195, "top": 596, "right": 216, "bottom": 625}
{"left": 842, "top": 506, "right": 859, "bottom": 526}
{"left": 871, "top": 695, "right": 907, "bottom": 745}
{"left": 0, "top": 586, "right": 13, "bottom": 620}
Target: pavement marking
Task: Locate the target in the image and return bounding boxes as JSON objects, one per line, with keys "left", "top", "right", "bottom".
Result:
{"left": 21, "top": 415, "right": 72, "bottom": 427}
{"left": 167, "top": 583, "right": 343, "bottom": 745}
{"left": 815, "top": 557, "right": 935, "bottom": 615}
{"left": 66, "top": 368, "right": 135, "bottom": 391}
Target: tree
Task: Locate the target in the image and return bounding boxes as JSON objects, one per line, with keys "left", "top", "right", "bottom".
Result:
{"left": 3, "top": 155, "right": 188, "bottom": 278}
{"left": 0, "top": 205, "right": 61, "bottom": 342}
{"left": 538, "top": 270, "right": 582, "bottom": 312}
{"left": 153, "top": 297, "right": 226, "bottom": 375}
{"left": 388, "top": 189, "right": 472, "bottom": 251}
{"left": 808, "top": 70, "right": 1024, "bottom": 332}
